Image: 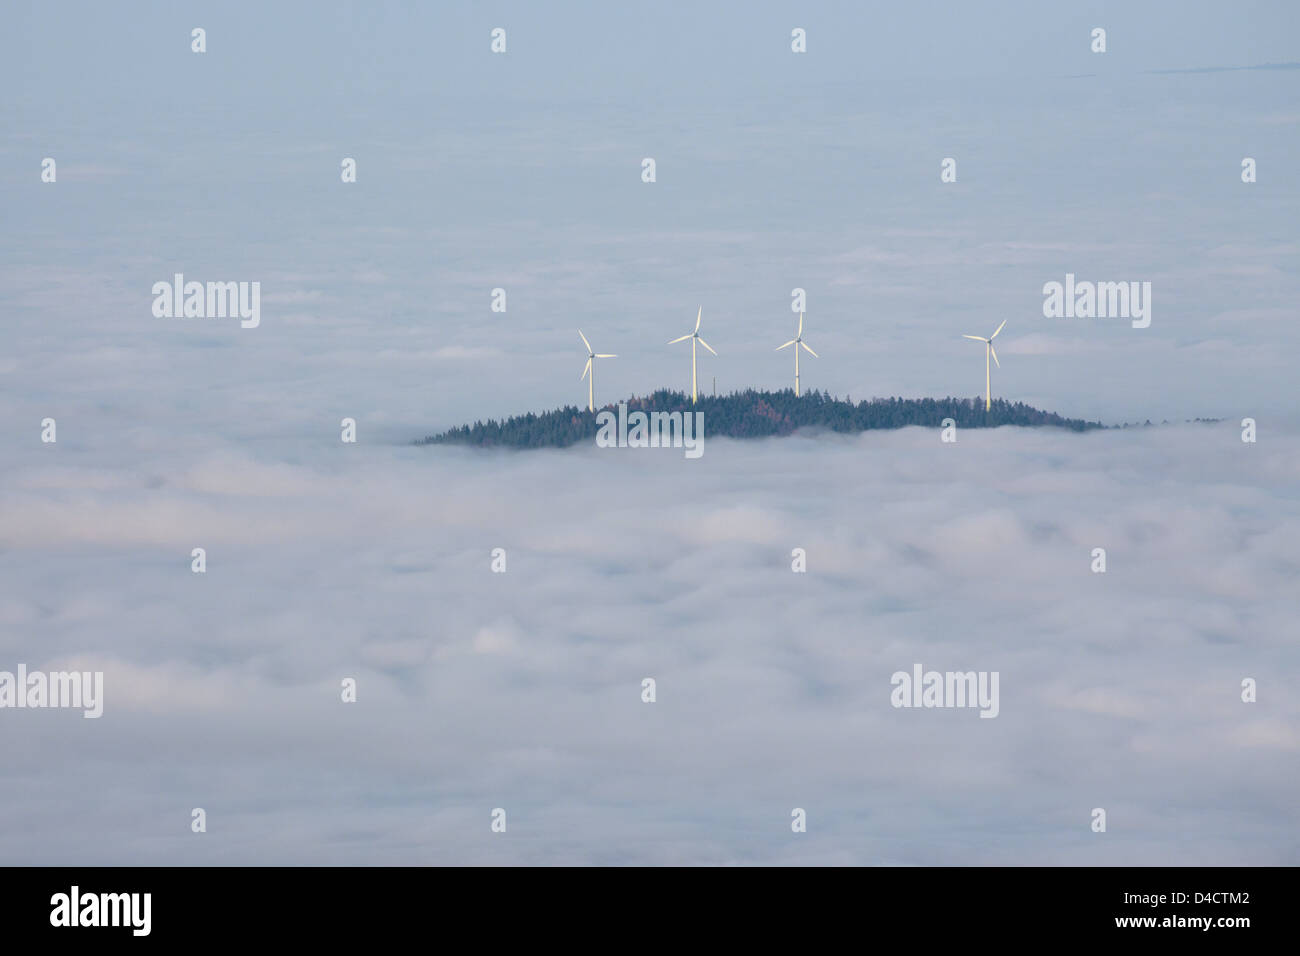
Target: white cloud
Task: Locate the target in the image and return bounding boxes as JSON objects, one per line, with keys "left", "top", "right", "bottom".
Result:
{"left": 1, "top": 422, "right": 1296, "bottom": 863}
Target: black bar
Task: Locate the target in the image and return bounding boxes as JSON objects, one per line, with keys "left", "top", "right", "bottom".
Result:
{"left": 2, "top": 866, "right": 1278, "bottom": 942}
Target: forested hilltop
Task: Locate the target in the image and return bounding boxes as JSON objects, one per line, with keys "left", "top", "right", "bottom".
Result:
{"left": 418, "top": 389, "right": 1107, "bottom": 448}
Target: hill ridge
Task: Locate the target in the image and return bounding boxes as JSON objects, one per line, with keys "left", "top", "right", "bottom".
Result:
{"left": 418, "top": 389, "right": 1108, "bottom": 448}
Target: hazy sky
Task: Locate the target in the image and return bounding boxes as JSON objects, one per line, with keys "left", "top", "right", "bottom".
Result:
{"left": 2, "top": 0, "right": 1298, "bottom": 433}
{"left": 0, "top": 2, "right": 1297, "bottom": 864}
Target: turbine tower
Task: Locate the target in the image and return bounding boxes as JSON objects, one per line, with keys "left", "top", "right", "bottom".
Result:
{"left": 963, "top": 319, "right": 1007, "bottom": 411}
{"left": 775, "top": 312, "right": 819, "bottom": 396}
{"left": 667, "top": 306, "right": 717, "bottom": 404}
{"left": 578, "top": 330, "right": 616, "bottom": 412}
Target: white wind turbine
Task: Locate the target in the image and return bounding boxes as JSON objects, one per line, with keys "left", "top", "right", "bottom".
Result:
{"left": 775, "top": 312, "right": 819, "bottom": 396}
{"left": 963, "top": 319, "right": 1007, "bottom": 411}
{"left": 578, "top": 330, "right": 616, "bottom": 412}
{"left": 667, "top": 306, "right": 717, "bottom": 404}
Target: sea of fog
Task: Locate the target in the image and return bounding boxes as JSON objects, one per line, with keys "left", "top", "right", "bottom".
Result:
{"left": 1, "top": 422, "right": 1296, "bottom": 864}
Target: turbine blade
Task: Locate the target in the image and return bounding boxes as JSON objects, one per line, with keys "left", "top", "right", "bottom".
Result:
{"left": 962, "top": 335, "right": 986, "bottom": 341}
{"left": 595, "top": 353, "right": 616, "bottom": 358}
{"left": 578, "top": 329, "right": 591, "bottom": 352}
{"left": 990, "top": 344, "right": 1000, "bottom": 368}
{"left": 991, "top": 319, "right": 1007, "bottom": 339}
{"left": 694, "top": 307, "right": 702, "bottom": 333}
{"left": 776, "top": 340, "right": 796, "bottom": 350}
{"left": 801, "top": 341, "right": 819, "bottom": 358}
{"left": 667, "top": 333, "right": 691, "bottom": 344}
{"left": 580, "top": 357, "right": 591, "bottom": 380}
{"left": 798, "top": 312, "right": 804, "bottom": 336}
{"left": 698, "top": 338, "right": 717, "bottom": 356}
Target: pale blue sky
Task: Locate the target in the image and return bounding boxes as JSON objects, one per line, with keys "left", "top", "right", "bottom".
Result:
{"left": 3, "top": 1, "right": 1297, "bottom": 434}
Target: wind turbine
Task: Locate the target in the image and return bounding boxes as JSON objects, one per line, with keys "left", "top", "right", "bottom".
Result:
{"left": 963, "top": 319, "right": 1007, "bottom": 411}
{"left": 776, "top": 312, "right": 819, "bottom": 396}
{"left": 667, "top": 306, "right": 717, "bottom": 404}
{"left": 578, "top": 330, "right": 616, "bottom": 412}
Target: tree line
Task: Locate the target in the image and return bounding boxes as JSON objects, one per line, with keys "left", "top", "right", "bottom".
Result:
{"left": 418, "top": 389, "right": 1107, "bottom": 448}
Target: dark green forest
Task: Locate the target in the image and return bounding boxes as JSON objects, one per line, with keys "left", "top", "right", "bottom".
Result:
{"left": 418, "top": 389, "right": 1109, "bottom": 448}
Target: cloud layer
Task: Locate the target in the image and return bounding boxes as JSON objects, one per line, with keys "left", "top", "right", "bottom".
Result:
{"left": 1, "top": 422, "right": 1296, "bottom": 864}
